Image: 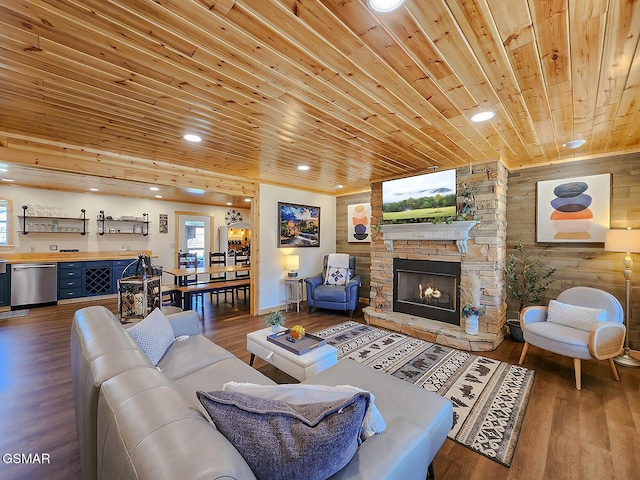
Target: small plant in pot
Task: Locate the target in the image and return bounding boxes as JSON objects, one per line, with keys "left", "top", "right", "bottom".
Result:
{"left": 265, "top": 310, "right": 286, "bottom": 332}
{"left": 504, "top": 240, "right": 557, "bottom": 342}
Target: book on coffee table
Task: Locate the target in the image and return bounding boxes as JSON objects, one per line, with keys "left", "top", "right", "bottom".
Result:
{"left": 267, "top": 329, "right": 328, "bottom": 355}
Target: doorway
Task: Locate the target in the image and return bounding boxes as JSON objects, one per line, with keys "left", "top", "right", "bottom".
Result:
{"left": 175, "top": 212, "right": 214, "bottom": 269}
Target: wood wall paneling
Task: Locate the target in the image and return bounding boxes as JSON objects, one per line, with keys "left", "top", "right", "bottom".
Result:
{"left": 336, "top": 191, "right": 372, "bottom": 301}
{"left": 506, "top": 152, "right": 640, "bottom": 349}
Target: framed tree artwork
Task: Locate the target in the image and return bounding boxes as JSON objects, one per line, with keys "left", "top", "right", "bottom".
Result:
{"left": 536, "top": 173, "right": 611, "bottom": 243}
{"left": 278, "top": 202, "right": 320, "bottom": 247}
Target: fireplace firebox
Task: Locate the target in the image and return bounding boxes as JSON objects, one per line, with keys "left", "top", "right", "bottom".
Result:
{"left": 393, "top": 258, "right": 461, "bottom": 325}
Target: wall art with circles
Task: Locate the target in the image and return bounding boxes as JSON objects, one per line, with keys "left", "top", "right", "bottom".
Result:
{"left": 348, "top": 203, "right": 371, "bottom": 243}
{"left": 536, "top": 173, "right": 611, "bottom": 243}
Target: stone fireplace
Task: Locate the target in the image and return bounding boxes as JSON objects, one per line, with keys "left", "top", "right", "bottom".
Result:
{"left": 393, "top": 258, "right": 461, "bottom": 325}
{"left": 364, "top": 161, "right": 509, "bottom": 352}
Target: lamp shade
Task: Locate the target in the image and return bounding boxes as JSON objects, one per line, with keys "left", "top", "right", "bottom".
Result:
{"left": 286, "top": 255, "right": 300, "bottom": 271}
{"left": 604, "top": 228, "right": 640, "bottom": 253}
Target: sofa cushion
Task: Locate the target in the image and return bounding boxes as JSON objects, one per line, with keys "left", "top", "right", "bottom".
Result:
{"left": 196, "top": 389, "right": 370, "bottom": 480}
{"left": 157, "top": 335, "right": 234, "bottom": 380}
{"left": 313, "top": 284, "right": 348, "bottom": 302}
{"left": 173, "top": 357, "right": 276, "bottom": 415}
{"left": 127, "top": 308, "right": 175, "bottom": 365}
{"left": 546, "top": 299, "right": 606, "bottom": 332}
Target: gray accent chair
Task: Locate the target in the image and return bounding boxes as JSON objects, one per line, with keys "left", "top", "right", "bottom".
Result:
{"left": 518, "top": 287, "right": 626, "bottom": 390}
{"left": 305, "top": 255, "right": 361, "bottom": 318}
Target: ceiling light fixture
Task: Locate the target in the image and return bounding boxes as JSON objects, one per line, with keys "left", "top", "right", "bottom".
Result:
{"left": 149, "top": 187, "right": 160, "bottom": 191}
{"left": 184, "top": 188, "right": 206, "bottom": 195}
{"left": 336, "top": 184, "right": 344, "bottom": 189}
{"left": 1, "top": 178, "right": 14, "bottom": 182}
{"left": 183, "top": 134, "right": 202, "bottom": 143}
{"left": 226, "top": 202, "right": 233, "bottom": 206}
{"left": 244, "top": 198, "right": 251, "bottom": 202}
{"left": 367, "top": 0, "right": 406, "bottom": 13}
{"left": 155, "top": 195, "right": 163, "bottom": 198}
{"left": 297, "top": 165, "right": 310, "bottom": 171}
{"left": 562, "top": 139, "right": 586, "bottom": 149}
{"left": 0, "top": 168, "right": 7, "bottom": 173}
{"left": 89, "top": 188, "right": 99, "bottom": 192}
{"left": 471, "top": 111, "right": 496, "bottom": 122}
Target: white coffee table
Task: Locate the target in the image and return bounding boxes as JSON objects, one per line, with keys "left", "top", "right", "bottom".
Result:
{"left": 246, "top": 327, "right": 338, "bottom": 381}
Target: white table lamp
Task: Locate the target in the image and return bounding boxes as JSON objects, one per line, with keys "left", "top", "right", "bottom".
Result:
{"left": 286, "top": 255, "right": 300, "bottom": 277}
{"left": 605, "top": 227, "right": 640, "bottom": 367}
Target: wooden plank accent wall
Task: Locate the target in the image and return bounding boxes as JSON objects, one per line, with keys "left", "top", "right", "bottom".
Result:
{"left": 506, "top": 152, "right": 640, "bottom": 349}
{"left": 336, "top": 191, "right": 372, "bottom": 301}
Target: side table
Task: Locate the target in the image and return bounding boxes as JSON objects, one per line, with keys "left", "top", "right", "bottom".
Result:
{"left": 284, "top": 277, "right": 304, "bottom": 312}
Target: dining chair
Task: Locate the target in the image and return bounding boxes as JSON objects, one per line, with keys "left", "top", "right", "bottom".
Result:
{"left": 234, "top": 254, "right": 250, "bottom": 303}
{"left": 178, "top": 252, "right": 202, "bottom": 311}
{"left": 209, "top": 252, "right": 232, "bottom": 304}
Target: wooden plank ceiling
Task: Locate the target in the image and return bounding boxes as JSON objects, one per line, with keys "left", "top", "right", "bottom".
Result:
{"left": 0, "top": 0, "right": 638, "bottom": 204}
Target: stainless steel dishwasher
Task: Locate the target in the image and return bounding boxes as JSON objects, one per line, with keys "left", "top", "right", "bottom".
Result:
{"left": 11, "top": 263, "right": 58, "bottom": 308}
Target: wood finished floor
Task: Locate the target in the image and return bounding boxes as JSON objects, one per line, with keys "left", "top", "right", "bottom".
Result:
{"left": 0, "top": 297, "right": 638, "bottom": 480}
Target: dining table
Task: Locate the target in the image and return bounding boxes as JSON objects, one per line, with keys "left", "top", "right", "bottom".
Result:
{"left": 163, "top": 264, "right": 251, "bottom": 286}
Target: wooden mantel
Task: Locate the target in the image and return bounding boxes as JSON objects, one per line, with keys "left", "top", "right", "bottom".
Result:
{"left": 379, "top": 221, "right": 479, "bottom": 253}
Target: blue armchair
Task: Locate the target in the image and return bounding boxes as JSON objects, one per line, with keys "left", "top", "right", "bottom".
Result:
{"left": 305, "top": 255, "right": 361, "bottom": 318}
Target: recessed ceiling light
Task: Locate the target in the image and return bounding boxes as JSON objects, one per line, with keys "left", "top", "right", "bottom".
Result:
{"left": 367, "top": 0, "right": 406, "bottom": 13}
{"left": 226, "top": 202, "right": 233, "bottom": 206}
{"left": 336, "top": 184, "right": 344, "bottom": 189}
{"left": 297, "top": 165, "right": 310, "bottom": 171}
{"left": 149, "top": 187, "right": 160, "bottom": 191}
{"left": 184, "top": 188, "right": 206, "bottom": 195}
{"left": 183, "top": 134, "right": 202, "bottom": 143}
{"left": 244, "top": 198, "right": 251, "bottom": 202}
{"left": 1, "top": 178, "right": 14, "bottom": 182}
{"left": 562, "top": 139, "right": 586, "bottom": 149}
{"left": 0, "top": 168, "right": 7, "bottom": 173}
{"left": 89, "top": 188, "right": 99, "bottom": 192}
{"left": 471, "top": 111, "right": 496, "bottom": 122}
{"left": 155, "top": 195, "right": 163, "bottom": 198}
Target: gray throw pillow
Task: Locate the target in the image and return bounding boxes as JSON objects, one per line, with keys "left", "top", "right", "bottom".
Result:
{"left": 127, "top": 307, "right": 175, "bottom": 365}
{"left": 197, "top": 390, "right": 370, "bottom": 480}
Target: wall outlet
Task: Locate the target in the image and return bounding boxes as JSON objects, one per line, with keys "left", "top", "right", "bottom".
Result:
{"left": 50, "top": 245, "right": 58, "bottom": 251}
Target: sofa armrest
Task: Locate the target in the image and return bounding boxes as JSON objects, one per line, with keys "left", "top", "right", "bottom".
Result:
{"left": 167, "top": 310, "right": 200, "bottom": 336}
{"left": 588, "top": 322, "right": 626, "bottom": 360}
{"left": 345, "top": 275, "right": 361, "bottom": 301}
{"left": 520, "top": 306, "right": 548, "bottom": 328}
{"left": 305, "top": 273, "right": 324, "bottom": 290}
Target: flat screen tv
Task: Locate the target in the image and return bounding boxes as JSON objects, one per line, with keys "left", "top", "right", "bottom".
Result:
{"left": 382, "top": 169, "right": 457, "bottom": 222}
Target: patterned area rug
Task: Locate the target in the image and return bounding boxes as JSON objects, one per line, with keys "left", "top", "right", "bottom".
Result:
{"left": 315, "top": 321, "right": 535, "bottom": 467}
{"left": 0, "top": 309, "right": 29, "bottom": 320}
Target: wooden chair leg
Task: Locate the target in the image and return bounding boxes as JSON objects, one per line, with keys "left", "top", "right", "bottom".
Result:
{"left": 518, "top": 342, "right": 529, "bottom": 365}
{"left": 574, "top": 358, "right": 582, "bottom": 390}
{"left": 608, "top": 358, "right": 621, "bottom": 381}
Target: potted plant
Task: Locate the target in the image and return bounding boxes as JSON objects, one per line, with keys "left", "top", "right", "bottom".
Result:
{"left": 265, "top": 310, "right": 286, "bottom": 332}
{"left": 460, "top": 271, "right": 485, "bottom": 335}
{"left": 504, "top": 240, "right": 557, "bottom": 342}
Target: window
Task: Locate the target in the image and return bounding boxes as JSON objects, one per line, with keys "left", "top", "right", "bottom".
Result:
{"left": 185, "top": 221, "right": 205, "bottom": 266}
{"left": 0, "top": 198, "right": 11, "bottom": 247}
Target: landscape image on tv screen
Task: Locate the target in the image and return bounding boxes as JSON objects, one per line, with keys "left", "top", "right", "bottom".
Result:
{"left": 382, "top": 169, "right": 457, "bottom": 222}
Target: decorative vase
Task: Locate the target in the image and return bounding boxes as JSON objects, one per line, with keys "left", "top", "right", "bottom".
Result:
{"left": 271, "top": 325, "right": 280, "bottom": 333}
{"left": 465, "top": 314, "right": 479, "bottom": 335}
